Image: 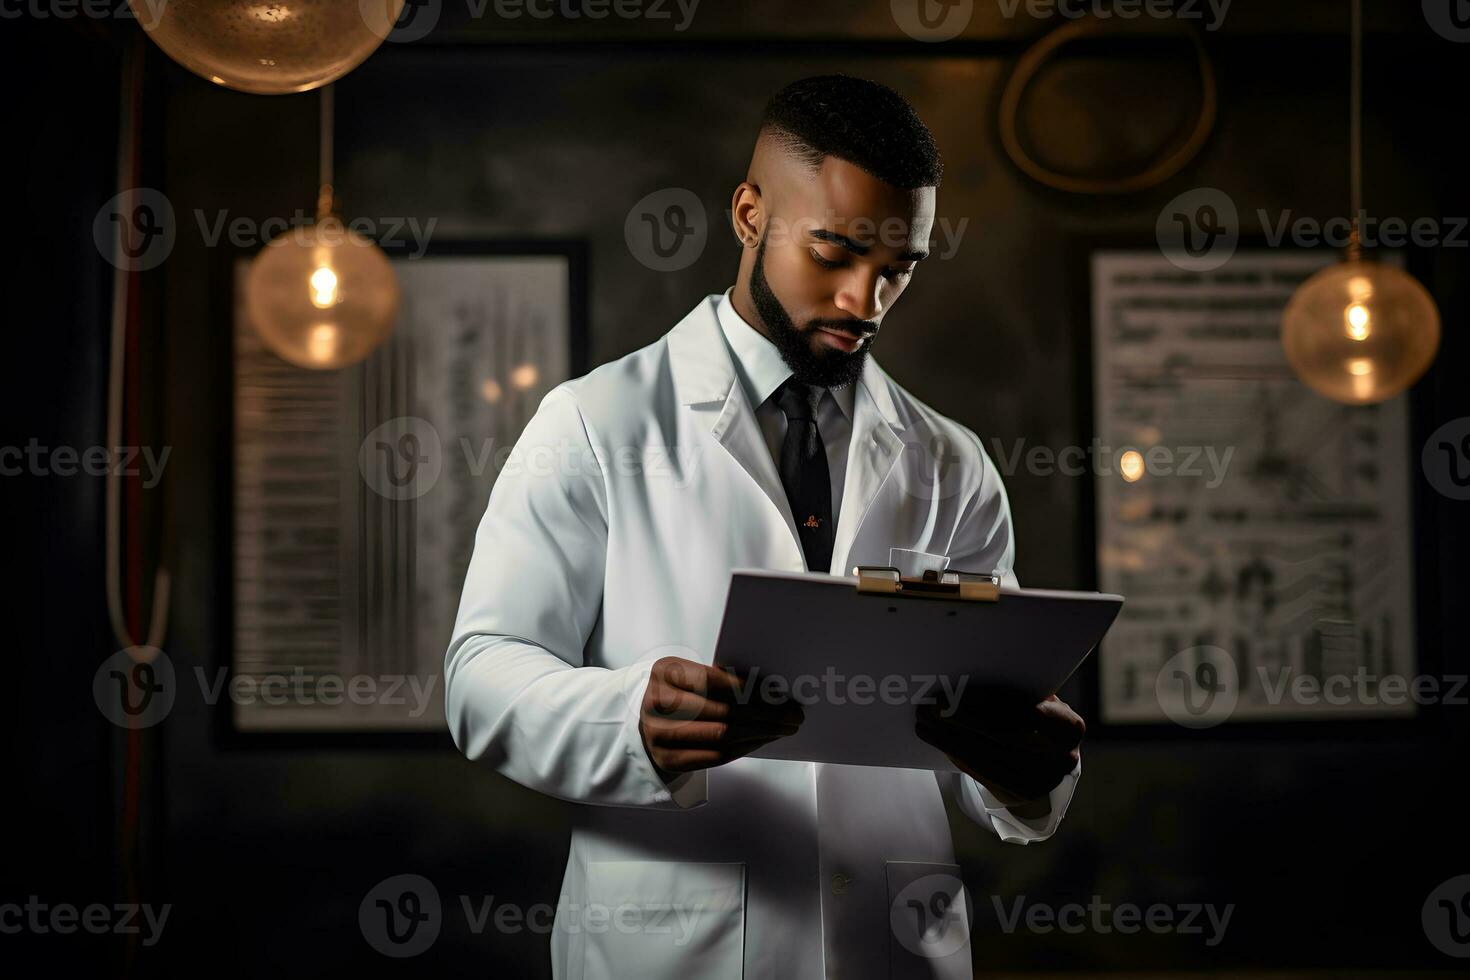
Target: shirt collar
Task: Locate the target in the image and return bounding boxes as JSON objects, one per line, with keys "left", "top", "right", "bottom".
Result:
{"left": 715, "top": 287, "right": 855, "bottom": 420}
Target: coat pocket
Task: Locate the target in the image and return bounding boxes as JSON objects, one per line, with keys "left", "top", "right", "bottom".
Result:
{"left": 885, "top": 861, "right": 972, "bottom": 979}
{"left": 582, "top": 860, "right": 745, "bottom": 980}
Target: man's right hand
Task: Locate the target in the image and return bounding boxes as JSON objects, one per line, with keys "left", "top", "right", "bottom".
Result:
{"left": 639, "top": 656, "right": 804, "bottom": 777}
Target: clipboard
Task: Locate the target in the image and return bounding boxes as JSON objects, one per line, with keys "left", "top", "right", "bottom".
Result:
{"left": 711, "top": 566, "right": 1124, "bottom": 771}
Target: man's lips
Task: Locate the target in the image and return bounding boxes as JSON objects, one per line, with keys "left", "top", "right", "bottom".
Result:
{"left": 814, "top": 326, "right": 870, "bottom": 352}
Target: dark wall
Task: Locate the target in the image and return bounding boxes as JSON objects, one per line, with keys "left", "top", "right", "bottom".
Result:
{"left": 13, "top": 2, "right": 1469, "bottom": 976}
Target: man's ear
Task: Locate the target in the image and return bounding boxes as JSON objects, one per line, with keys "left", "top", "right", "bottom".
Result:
{"left": 730, "top": 181, "right": 762, "bottom": 248}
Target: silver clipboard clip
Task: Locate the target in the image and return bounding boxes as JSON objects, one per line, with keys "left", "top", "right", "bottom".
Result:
{"left": 852, "top": 565, "right": 1001, "bottom": 602}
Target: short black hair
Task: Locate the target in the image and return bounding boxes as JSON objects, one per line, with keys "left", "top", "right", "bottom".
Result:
{"left": 759, "top": 74, "right": 942, "bottom": 189}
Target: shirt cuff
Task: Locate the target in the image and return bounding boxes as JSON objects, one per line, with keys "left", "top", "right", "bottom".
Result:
{"left": 966, "top": 755, "right": 1081, "bottom": 844}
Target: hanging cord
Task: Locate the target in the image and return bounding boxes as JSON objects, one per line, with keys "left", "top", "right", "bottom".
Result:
{"left": 1347, "top": 0, "right": 1363, "bottom": 258}
{"left": 317, "top": 83, "right": 335, "bottom": 219}
{"left": 107, "top": 41, "right": 170, "bottom": 655}
{"left": 106, "top": 35, "right": 171, "bottom": 978}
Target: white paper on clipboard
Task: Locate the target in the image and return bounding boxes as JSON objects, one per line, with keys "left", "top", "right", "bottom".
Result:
{"left": 711, "top": 568, "right": 1124, "bottom": 771}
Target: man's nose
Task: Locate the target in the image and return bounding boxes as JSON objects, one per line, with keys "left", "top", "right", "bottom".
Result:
{"left": 833, "top": 269, "right": 883, "bottom": 322}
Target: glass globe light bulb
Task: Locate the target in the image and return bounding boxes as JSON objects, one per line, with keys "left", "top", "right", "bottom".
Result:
{"left": 1280, "top": 259, "right": 1440, "bottom": 405}
{"left": 245, "top": 219, "right": 399, "bottom": 370}
{"left": 128, "top": 0, "right": 405, "bottom": 95}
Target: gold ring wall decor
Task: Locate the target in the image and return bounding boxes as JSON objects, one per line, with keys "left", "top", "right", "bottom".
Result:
{"left": 998, "top": 15, "right": 1218, "bottom": 195}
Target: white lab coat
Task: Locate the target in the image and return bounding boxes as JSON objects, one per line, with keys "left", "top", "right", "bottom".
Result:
{"left": 445, "top": 293, "right": 1080, "bottom": 979}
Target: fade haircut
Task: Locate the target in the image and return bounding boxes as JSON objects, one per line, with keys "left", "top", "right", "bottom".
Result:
{"left": 759, "top": 74, "right": 943, "bottom": 190}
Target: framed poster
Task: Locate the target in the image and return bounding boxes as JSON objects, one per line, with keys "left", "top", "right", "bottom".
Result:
{"left": 229, "top": 240, "right": 588, "bottom": 739}
{"left": 1091, "top": 249, "right": 1417, "bottom": 726}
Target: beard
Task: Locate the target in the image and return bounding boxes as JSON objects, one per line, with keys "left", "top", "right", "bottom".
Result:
{"left": 749, "top": 235, "right": 874, "bottom": 389}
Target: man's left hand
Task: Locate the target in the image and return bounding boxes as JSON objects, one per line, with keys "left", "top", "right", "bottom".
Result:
{"left": 915, "top": 688, "right": 1085, "bottom": 809}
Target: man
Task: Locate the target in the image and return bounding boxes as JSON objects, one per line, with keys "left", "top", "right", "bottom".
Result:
{"left": 446, "top": 74, "right": 1084, "bottom": 979}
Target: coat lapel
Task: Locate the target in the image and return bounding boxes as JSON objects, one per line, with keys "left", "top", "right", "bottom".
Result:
{"left": 667, "top": 296, "right": 804, "bottom": 558}
{"left": 666, "top": 295, "right": 908, "bottom": 575}
{"left": 829, "top": 356, "right": 906, "bottom": 575}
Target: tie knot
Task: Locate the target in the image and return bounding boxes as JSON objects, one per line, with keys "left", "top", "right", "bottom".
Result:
{"left": 775, "top": 379, "right": 821, "bottom": 422}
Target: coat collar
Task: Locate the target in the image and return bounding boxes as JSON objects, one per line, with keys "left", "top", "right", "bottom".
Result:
{"left": 666, "top": 293, "right": 907, "bottom": 574}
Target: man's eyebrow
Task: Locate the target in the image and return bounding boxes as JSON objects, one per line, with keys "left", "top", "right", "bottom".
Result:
{"left": 809, "top": 228, "right": 928, "bottom": 263}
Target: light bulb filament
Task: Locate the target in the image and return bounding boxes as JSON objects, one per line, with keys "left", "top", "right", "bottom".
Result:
{"left": 310, "top": 265, "right": 339, "bottom": 308}
{"left": 1344, "top": 302, "right": 1370, "bottom": 341}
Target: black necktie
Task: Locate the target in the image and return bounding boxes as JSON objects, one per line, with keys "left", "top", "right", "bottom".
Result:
{"left": 774, "top": 378, "right": 834, "bottom": 573}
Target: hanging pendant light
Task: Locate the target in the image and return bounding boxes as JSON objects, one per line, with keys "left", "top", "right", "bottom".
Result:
{"left": 1280, "top": 0, "right": 1440, "bottom": 405}
{"left": 128, "top": 0, "right": 404, "bottom": 95}
{"left": 245, "top": 85, "right": 399, "bottom": 370}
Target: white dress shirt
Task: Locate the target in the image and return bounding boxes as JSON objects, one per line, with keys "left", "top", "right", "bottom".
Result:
{"left": 715, "top": 286, "right": 856, "bottom": 532}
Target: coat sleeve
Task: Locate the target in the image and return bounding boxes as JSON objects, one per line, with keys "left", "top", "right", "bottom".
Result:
{"left": 444, "top": 385, "right": 706, "bottom": 810}
{"left": 935, "top": 426, "right": 1081, "bottom": 844}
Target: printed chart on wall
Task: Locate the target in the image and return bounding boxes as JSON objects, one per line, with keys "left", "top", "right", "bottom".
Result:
{"left": 1092, "top": 250, "right": 1416, "bottom": 725}
{"left": 232, "top": 248, "right": 578, "bottom": 732}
